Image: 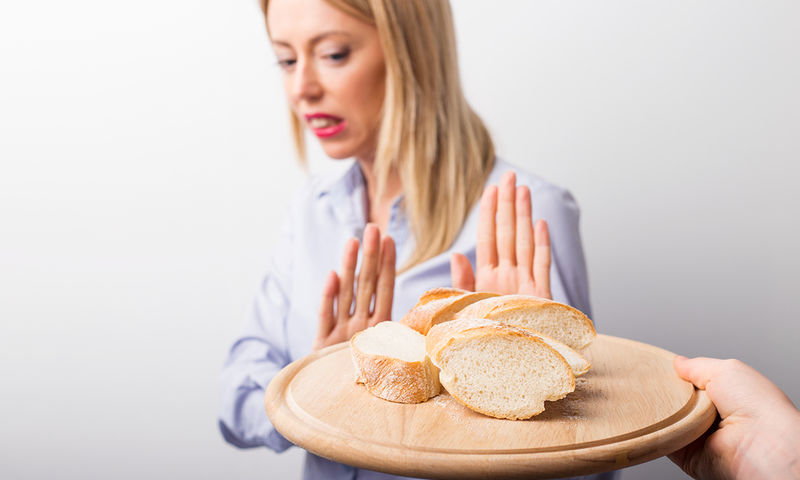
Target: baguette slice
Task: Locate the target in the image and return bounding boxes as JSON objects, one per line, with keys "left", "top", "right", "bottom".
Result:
{"left": 426, "top": 318, "right": 575, "bottom": 420}
{"left": 350, "top": 321, "right": 440, "bottom": 404}
{"left": 454, "top": 295, "right": 596, "bottom": 351}
{"left": 515, "top": 328, "right": 590, "bottom": 376}
{"left": 400, "top": 289, "right": 499, "bottom": 335}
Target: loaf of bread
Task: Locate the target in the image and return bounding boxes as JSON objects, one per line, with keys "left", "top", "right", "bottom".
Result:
{"left": 350, "top": 321, "right": 440, "bottom": 404}
{"left": 426, "top": 318, "right": 576, "bottom": 420}
{"left": 454, "top": 295, "right": 596, "bottom": 351}
{"left": 400, "top": 288, "right": 498, "bottom": 335}
{"left": 416, "top": 287, "right": 469, "bottom": 304}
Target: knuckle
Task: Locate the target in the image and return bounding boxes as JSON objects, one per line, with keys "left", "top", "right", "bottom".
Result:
{"left": 724, "top": 358, "right": 745, "bottom": 371}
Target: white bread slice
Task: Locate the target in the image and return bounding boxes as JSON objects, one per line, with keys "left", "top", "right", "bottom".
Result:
{"left": 400, "top": 289, "right": 499, "bottom": 335}
{"left": 350, "top": 321, "right": 440, "bottom": 404}
{"left": 454, "top": 295, "right": 596, "bottom": 351}
{"left": 515, "top": 328, "right": 590, "bottom": 376}
{"left": 426, "top": 318, "right": 575, "bottom": 420}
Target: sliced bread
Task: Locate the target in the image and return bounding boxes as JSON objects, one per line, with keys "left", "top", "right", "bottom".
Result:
{"left": 350, "top": 321, "right": 440, "bottom": 404}
{"left": 426, "top": 318, "right": 575, "bottom": 420}
{"left": 454, "top": 295, "right": 596, "bottom": 351}
{"left": 515, "top": 328, "right": 590, "bottom": 376}
{"left": 400, "top": 289, "right": 499, "bottom": 335}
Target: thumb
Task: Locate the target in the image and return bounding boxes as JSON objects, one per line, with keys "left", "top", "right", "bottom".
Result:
{"left": 313, "top": 271, "right": 340, "bottom": 351}
{"left": 450, "top": 253, "right": 475, "bottom": 291}
{"left": 674, "top": 356, "right": 735, "bottom": 417}
{"left": 674, "top": 355, "right": 720, "bottom": 390}
{"left": 674, "top": 355, "right": 787, "bottom": 420}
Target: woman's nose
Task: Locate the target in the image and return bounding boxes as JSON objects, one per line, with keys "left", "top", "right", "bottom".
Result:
{"left": 289, "top": 59, "right": 323, "bottom": 104}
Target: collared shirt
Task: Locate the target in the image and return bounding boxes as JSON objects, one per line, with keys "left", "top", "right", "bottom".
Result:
{"left": 219, "top": 159, "right": 613, "bottom": 480}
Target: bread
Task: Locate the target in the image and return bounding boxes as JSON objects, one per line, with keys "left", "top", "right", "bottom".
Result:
{"left": 515, "top": 328, "right": 590, "bottom": 376}
{"left": 426, "top": 318, "right": 575, "bottom": 420}
{"left": 454, "top": 295, "right": 596, "bottom": 351}
{"left": 416, "top": 287, "right": 469, "bottom": 304}
{"left": 400, "top": 289, "right": 499, "bottom": 335}
{"left": 350, "top": 321, "right": 440, "bottom": 404}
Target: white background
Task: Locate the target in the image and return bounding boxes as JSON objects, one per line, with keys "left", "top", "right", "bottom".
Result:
{"left": 1, "top": 0, "right": 798, "bottom": 478}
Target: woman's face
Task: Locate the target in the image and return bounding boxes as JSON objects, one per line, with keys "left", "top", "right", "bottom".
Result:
{"left": 267, "top": 0, "right": 386, "bottom": 162}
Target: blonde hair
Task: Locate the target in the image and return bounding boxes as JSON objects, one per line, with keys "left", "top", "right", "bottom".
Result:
{"left": 261, "top": 0, "right": 495, "bottom": 272}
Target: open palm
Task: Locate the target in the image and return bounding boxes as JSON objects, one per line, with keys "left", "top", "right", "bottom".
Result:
{"left": 451, "top": 171, "right": 551, "bottom": 298}
{"left": 312, "top": 224, "right": 396, "bottom": 351}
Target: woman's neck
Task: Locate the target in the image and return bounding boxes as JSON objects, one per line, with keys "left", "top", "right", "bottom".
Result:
{"left": 356, "top": 157, "right": 403, "bottom": 234}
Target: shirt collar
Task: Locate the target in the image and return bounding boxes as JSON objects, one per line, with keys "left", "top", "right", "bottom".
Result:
{"left": 317, "top": 161, "right": 367, "bottom": 228}
{"left": 316, "top": 161, "right": 363, "bottom": 199}
{"left": 318, "top": 160, "right": 407, "bottom": 235}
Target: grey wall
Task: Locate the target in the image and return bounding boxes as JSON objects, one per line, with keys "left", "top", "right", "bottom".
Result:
{"left": 1, "top": 1, "right": 797, "bottom": 479}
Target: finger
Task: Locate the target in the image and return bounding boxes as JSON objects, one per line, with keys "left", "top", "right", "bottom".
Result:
{"left": 674, "top": 356, "right": 724, "bottom": 390}
{"left": 496, "top": 171, "right": 517, "bottom": 266}
{"left": 532, "top": 219, "right": 551, "bottom": 298}
{"left": 338, "top": 237, "right": 359, "bottom": 321}
{"left": 477, "top": 185, "right": 498, "bottom": 269}
{"left": 515, "top": 186, "right": 534, "bottom": 282}
{"left": 450, "top": 252, "right": 475, "bottom": 291}
{"left": 355, "top": 224, "right": 380, "bottom": 320}
{"left": 316, "top": 271, "right": 340, "bottom": 342}
{"left": 371, "top": 235, "right": 396, "bottom": 324}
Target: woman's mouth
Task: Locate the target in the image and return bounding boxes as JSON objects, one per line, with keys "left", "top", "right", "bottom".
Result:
{"left": 305, "top": 113, "right": 346, "bottom": 138}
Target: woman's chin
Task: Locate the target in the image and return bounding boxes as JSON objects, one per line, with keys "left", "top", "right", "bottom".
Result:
{"left": 316, "top": 136, "right": 376, "bottom": 162}
{"left": 322, "top": 151, "right": 353, "bottom": 160}
{"left": 319, "top": 144, "right": 358, "bottom": 161}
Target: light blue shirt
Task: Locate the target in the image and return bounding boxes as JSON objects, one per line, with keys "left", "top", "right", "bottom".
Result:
{"left": 219, "top": 159, "right": 615, "bottom": 480}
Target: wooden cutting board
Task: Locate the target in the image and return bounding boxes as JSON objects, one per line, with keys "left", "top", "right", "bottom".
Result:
{"left": 265, "top": 334, "right": 716, "bottom": 479}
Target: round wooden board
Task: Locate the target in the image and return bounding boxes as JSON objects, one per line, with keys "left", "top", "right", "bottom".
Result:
{"left": 265, "top": 334, "right": 716, "bottom": 479}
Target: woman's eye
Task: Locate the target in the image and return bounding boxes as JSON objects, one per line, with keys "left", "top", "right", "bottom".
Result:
{"left": 324, "top": 50, "right": 349, "bottom": 62}
{"left": 277, "top": 58, "right": 296, "bottom": 70}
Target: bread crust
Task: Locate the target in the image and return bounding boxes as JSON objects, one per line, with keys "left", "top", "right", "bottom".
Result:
{"left": 350, "top": 328, "right": 440, "bottom": 404}
{"left": 416, "top": 287, "right": 469, "bottom": 304}
{"left": 454, "top": 295, "right": 596, "bottom": 350}
{"left": 400, "top": 291, "right": 498, "bottom": 335}
{"left": 426, "top": 317, "right": 510, "bottom": 367}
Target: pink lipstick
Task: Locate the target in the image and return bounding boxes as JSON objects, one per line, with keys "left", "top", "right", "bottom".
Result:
{"left": 305, "top": 113, "right": 346, "bottom": 138}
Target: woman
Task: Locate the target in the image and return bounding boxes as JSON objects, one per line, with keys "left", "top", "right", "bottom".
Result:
{"left": 219, "top": 0, "right": 599, "bottom": 479}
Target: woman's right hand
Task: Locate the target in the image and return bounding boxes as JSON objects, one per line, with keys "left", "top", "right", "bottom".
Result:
{"left": 312, "top": 224, "right": 396, "bottom": 352}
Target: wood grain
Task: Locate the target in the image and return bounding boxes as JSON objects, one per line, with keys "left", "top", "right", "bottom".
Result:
{"left": 265, "top": 334, "right": 716, "bottom": 479}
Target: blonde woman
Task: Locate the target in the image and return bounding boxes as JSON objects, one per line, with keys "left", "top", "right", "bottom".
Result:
{"left": 219, "top": 1, "right": 604, "bottom": 479}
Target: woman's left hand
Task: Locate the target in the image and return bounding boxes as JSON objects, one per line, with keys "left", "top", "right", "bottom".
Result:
{"left": 450, "top": 171, "right": 552, "bottom": 298}
{"left": 312, "top": 224, "right": 396, "bottom": 352}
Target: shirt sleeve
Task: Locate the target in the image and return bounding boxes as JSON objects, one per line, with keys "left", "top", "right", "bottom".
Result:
{"left": 532, "top": 184, "right": 593, "bottom": 319}
{"left": 217, "top": 210, "right": 296, "bottom": 452}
